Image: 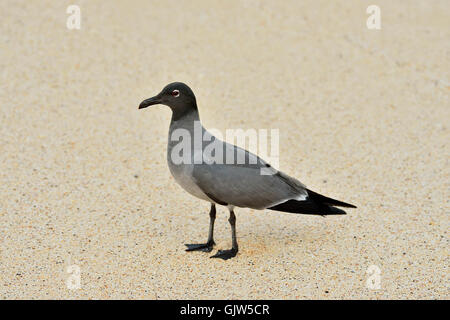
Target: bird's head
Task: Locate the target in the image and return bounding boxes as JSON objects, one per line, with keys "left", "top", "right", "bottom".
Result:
{"left": 139, "top": 82, "right": 197, "bottom": 111}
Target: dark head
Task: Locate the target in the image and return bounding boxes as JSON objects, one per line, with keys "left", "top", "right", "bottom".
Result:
{"left": 138, "top": 82, "right": 197, "bottom": 112}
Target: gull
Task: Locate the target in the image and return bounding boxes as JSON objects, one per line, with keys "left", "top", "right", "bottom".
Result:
{"left": 139, "top": 82, "right": 356, "bottom": 260}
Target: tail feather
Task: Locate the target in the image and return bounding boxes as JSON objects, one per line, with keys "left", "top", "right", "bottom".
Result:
{"left": 267, "top": 189, "right": 356, "bottom": 216}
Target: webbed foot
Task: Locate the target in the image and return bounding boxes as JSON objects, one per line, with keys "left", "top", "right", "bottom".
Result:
{"left": 185, "top": 241, "right": 215, "bottom": 252}
{"left": 210, "top": 248, "right": 238, "bottom": 260}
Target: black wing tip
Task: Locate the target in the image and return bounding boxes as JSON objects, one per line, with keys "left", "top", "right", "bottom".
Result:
{"left": 338, "top": 202, "right": 357, "bottom": 209}
{"left": 306, "top": 188, "right": 356, "bottom": 209}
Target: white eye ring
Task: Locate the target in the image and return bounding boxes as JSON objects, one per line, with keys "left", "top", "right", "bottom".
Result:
{"left": 171, "top": 89, "right": 180, "bottom": 97}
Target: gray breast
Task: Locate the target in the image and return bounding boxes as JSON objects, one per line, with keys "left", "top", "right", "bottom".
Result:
{"left": 167, "top": 139, "right": 212, "bottom": 202}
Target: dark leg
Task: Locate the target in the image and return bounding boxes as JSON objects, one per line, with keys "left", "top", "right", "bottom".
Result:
{"left": 185, "top": 203, "right": 216, "bottom": 252}
{"left": 211, "top": 207, "right": 238, "bottom": 260}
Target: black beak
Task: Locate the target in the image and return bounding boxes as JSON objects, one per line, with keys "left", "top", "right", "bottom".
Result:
{"left": 139, "top": 95, "right": 161, "bottom": 109}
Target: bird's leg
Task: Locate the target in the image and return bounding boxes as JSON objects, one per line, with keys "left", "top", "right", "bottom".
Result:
{"left": 185, "top": 203, "right": 216, "bottom": 252}
{"left": 211, "top": 207, "right": 238, "bottom": 260}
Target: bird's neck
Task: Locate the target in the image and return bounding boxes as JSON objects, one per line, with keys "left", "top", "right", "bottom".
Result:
{"left": 170, "top": 105, "right": 200, "bottom": 124}
{"left": 167, "top": 107, "right": 205, "bottom": 161}
{"left": 170, "top": 101, "right": 199, "bottom": 121}
{"left": 169, "top": 105, "right": 203, "bottom": 141}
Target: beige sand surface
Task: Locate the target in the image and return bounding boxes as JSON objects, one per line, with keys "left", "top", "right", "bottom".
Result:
{"left": 0, "top": 0, "right": 449, "bottom": 299}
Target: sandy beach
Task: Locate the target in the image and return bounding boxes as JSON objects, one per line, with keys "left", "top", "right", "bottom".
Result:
{"left": 0, "top": 0, "right": 448, "bottom": 299}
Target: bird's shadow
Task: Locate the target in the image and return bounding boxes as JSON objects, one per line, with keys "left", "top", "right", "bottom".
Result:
{"left": 238, "top": 221, "right": 322, "bottom": 257}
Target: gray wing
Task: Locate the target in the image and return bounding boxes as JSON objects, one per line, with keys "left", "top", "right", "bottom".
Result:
{"left": 192, "top": 135, "right": 308, "bottom": 209}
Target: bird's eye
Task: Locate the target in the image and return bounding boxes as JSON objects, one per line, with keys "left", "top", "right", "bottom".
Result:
{"left": 171, "top": 90, "right": 180, "bottom": 97}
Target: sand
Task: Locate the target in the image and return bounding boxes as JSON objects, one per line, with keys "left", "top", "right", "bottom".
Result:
{"left": 0, "top": 0, "right": 448, "bottom": 299}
